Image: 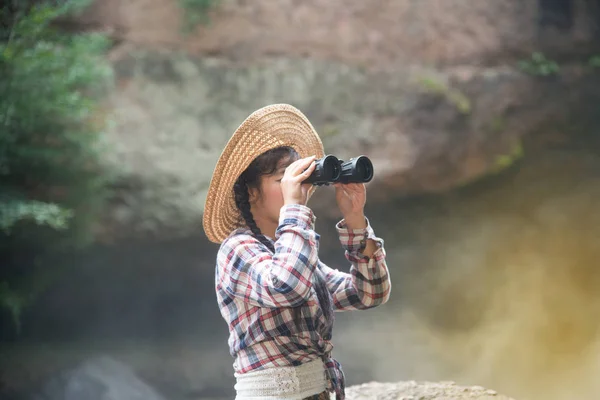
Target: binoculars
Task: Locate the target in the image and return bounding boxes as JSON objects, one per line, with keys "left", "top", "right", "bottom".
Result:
{"left": 303, "top": 155, "right": 374, "bottom": 186}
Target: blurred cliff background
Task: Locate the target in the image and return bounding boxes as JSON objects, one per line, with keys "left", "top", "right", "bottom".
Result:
{"left": 1, "top": 0, "right": 600, "bottom": 399}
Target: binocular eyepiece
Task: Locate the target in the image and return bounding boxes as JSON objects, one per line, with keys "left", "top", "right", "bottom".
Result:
{"left": 303, "top": 155, "right": 374, "bottom": 186}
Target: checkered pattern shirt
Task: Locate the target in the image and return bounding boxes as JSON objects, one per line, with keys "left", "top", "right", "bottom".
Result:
{"left": 215, "top": 204, "right": 391, "bottom": 399}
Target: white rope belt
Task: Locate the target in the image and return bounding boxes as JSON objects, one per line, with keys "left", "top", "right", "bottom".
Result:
{"left": 234, "top": 357, "right": 327, "bottom": 400}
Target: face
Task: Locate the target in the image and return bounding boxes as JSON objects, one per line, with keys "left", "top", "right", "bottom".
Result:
{"left": 249, "top": 157, "right": 296, "bottom": 225}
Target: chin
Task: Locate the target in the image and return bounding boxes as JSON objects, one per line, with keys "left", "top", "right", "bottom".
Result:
{"left": 271, "top": 214, "right": 280, "bottom": 225}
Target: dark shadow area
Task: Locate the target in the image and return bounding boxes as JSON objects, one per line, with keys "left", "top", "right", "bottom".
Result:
{"left": 539, "top": 0, "right": 574, "bottom": 30}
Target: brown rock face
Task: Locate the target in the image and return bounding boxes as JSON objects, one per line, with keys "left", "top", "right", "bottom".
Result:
{"left": 79, "top": 0, "right": 598, "bottom": 66}
{"left": 66, "top": 0, "right": 600, "bottom": 238}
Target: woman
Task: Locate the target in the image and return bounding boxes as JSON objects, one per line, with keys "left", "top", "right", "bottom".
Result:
{"left": 202, "top": 104, "right": 391, "bottom": 400}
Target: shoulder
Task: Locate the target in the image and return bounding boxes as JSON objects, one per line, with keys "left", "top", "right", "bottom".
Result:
{"left": 219, "top": 228, "right": 255, "bottom": 253}
{"left": 217, "top": 229, "right": 272, "bottom": 275}
{"left": 218, "top": 228, "right": 270, "bottom": 259}
{"left": 216, "top": 230, "right": 255, "bottom": 272}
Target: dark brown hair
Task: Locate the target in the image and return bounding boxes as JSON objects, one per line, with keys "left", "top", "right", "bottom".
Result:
{"left": 233, "top": 147, "right": 333, "bottom": 333}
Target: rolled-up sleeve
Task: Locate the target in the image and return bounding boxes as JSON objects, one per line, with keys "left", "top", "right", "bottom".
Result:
{"left": 320, "top": 217, "right": 391, "bottom": 311}
{"left": 216, "top": 204, "right": 320, "bottom": 308}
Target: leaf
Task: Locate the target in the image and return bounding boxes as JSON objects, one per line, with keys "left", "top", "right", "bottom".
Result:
{"left": 0, "top": 199, "right": 74, "bottom": 232}
{"left": 0, "top": 281, "right": 27, "bottom": 335}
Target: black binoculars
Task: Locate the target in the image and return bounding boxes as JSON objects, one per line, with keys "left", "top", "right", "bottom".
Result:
{"left": 303, "top": 155, "right": 374, "bottom": 186}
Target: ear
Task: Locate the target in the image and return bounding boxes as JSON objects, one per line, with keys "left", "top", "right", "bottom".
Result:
{"left": 247, "top": 186, "right": 260, "bottom": 205}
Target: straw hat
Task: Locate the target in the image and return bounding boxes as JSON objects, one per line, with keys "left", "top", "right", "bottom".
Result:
{"left": 202, "top": 104, "right": 325, "bottom": 244}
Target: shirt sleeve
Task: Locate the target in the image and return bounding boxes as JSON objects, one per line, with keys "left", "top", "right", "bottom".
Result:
{"left": 216, "top": 204, "right": 320, "bottom": 308}
{"left": 320, "top": 216, "right": 391, "bottom": 311}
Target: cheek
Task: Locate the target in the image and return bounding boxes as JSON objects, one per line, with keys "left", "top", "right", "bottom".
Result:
{"left": 266, "top": 182, "right": 284, "bottom": 207}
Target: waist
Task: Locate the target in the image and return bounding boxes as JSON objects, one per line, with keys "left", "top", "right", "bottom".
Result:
{"left": 233, "top": 336, "right": 333, "bottom": 370}
{"left": 234, "top": 357, "right": 327, "bottom": 400}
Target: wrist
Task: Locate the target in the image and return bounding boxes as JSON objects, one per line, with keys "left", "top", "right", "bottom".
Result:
{"left": 283, "top": 195, "right": 304, "bottom": 206}
{"left": 284, "top": 200, "right": 306, "bottom": 207}
{"left": 343, "top": 213, "right": 367, "bottom": 229}
{"left": 283, "top": 194, "right": 307, "bottom": 207}
{"left": 279, "top": 204, "right": 315, "bottom": 230}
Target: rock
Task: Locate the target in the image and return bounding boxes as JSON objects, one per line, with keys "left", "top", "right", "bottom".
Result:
{"left": 97, "top": 52, "right": 597, "bottom": 241}
{"left": 34, "top": 356, "right": 166, "bottom": 400}
{"left": 64, "top": 0, "right": 600, "bottom": 242}
{"left": 77, "top": 0, "right": 598, "bottom": 67}
{"left": 346, "top": 381, "right": 516, "bottom": 400}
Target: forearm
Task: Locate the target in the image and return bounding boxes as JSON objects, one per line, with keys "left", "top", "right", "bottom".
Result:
{"left": 327, "top": 214, "right": 391, "bottom": 310}
{"left": 343, "top": 213, "right": 378, "bottom": 259}
{"left": 322, "top": 249, "right": 391, "bottom": 311}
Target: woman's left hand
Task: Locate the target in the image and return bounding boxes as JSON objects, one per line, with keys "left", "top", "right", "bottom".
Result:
{"left": 334, "top": 182, "right": 366, "bottom": 222}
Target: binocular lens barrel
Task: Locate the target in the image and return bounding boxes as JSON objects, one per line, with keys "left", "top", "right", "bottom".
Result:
{"left": 338, "top": 155, "right": 374, "bottom": 184}
{"left": 302, "top": 155, "right": 341, "bottom": 185}
{"left": 302, "top": 154, "right": 374, "bottom": 186}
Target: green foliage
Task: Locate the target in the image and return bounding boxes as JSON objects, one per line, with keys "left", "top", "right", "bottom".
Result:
{"left": 0, "top": 281, "right": 30, "bottom": 335}
{"left": 0, "top": 0, "right": 113, "bottom": 336}
{"left": 589, "top": 56, "right": 600, "bottom": 69}
{"left": 179, "top": 0, "right": 219, "bottom": 33}
{"left": 492, "top": 141, "right": 524, "bottom": 173}
{"left": 417, "top": 75, "right": 471, "bottom": 114}
{"left": 518, "top": 52, "right": 560, "bottom": 76}
{"left": 0, "top": 198, "right": 73, "bottom": 232}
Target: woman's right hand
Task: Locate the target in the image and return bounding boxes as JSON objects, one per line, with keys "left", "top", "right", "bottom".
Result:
{"left": 281, "top": 155, "right": 317, "bottom": 206}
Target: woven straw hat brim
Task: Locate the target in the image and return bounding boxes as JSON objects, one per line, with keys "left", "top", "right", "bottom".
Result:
{"left": 202, "top": 104, "right": 325, "bottom": 244}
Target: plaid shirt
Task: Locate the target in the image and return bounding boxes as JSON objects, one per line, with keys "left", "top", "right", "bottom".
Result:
{"left": 215, "top": 204, "right": 391, "bottom": 399}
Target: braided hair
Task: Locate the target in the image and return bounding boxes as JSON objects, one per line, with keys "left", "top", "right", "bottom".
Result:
{"left": 233, "top": 147, "right": 334, "bottom": 333}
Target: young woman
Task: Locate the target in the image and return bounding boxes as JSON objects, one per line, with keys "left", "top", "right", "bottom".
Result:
{"left": 203, "top": 104, "right": 391, "bottom": 400}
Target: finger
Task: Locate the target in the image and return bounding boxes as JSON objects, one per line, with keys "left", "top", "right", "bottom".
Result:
{"left": 287, "top": 156, "right": 316, "bottom": 175}
{"left": 334, "top": 182, "right": 354, "bottom": 189}
{"left": 346, "top": 183, "right": 364, "bottom": 193}
{"left": 299, "top": 155, "right": 316, "bottom": 165}
{"left": 285, "top": 157, "right": 308, "bottom": 172}
{"left": 339, "top": 183, "right": 353, "bottom": 192}
{"left": 289, "top": 160, "right": 316, "bottom": 182}
{"left": 334, "top": 183, "right": 347, "bottom": 193}
{"left": 296, "top": 160, "right": 316, "bottom": 180}
{"left": 335, "top": 185, "right": 351, "bottom": 198}
{"left": 335, "top": 182, "right": 357, "bottom": 190}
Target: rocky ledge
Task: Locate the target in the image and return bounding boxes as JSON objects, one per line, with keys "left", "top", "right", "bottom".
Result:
{"left": 347, "top": 380, "right": 515, "bottom": 400}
